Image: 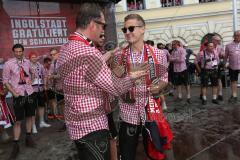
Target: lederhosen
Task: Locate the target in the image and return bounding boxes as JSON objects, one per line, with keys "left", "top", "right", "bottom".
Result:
{"left": 201, "top": 51, "right": 218, "bottom": 87}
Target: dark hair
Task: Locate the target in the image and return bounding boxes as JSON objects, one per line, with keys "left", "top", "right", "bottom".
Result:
{"left": 234, "top": 30, "right": 240, "bottom": 36}
{"left": 50, "top": 48, "right": 58, "bottom": 52}
{"left": 12, "top": 44, "right": 24, "bottom": 52}
{"left": 157, "top": 43, "right": 165, "bottom": 49}
{"left": 172, "top": 40, "right": 181, "bottom": 46}
{"left": 76, "top": 3, "right": 103, "bottom": 29}
{"left": 43, "top": 57, "right": 51, "bottom": 63}
{"left": 124, "top": 14, "right": 145, "bottom": 27}
{"left": 204, "top": 41, "right": 213, "bottom": 47}
{"left": 145, "top": 40, "right": 154, "bottom": 46}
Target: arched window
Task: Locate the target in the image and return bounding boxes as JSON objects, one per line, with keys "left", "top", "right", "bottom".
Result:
{"left": 200, "top": 33, "right": 222, "bottom": 51}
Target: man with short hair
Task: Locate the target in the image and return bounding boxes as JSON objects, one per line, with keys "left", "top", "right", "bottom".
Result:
{"left": 57, "top": 3, "right": 147, "bottom": 160}
{"left": 169, "top": 40, "right": 191, "bottom": 103}
{"left": 195, "top": 42, "right": 220, "bottom": 105}
{"left": 114, "top": 14, "right": 170, "bottom": 160}
{"left": 29, "top": 52, "right": 51, "bottom": 134}
{"left": 3, "top": 44, "right": 36, "bottom": 159}
{"left": 94, "top": 33, "right": 119, "bottom": 160}
{"left": 225, "top": 30, "right": 240, "bottom": 104}
{"left": 47, "top": 48, "right": 64, "bottom": 119}
{"left": 212, "top": 35, "right": 225, "bottom": 101}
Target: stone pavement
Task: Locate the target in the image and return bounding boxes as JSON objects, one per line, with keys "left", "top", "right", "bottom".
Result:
{"left": 0, "top": 86, "right": 240, "bottom": 160}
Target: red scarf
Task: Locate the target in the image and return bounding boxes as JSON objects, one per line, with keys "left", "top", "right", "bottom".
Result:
{"left": 18, "top": 60, "right": 27, "bottom": 84}
{"left": 68, "top": 32, "right": 94, "bottom": 47}
{"left": 119, "top": 44, "right": 159, "bottom": 102}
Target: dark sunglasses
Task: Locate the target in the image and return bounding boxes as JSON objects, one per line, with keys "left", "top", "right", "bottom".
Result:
{"left": 121, "top": 26, "right": 142, "bottom": 33}
{"left": 94, "top": 20, "right": 107, "bottom": 30}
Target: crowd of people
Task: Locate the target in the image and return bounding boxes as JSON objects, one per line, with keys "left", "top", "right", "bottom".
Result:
{"left": 0, "top": 45, "right": 65, "bottom": 159}
{"left": 127, "top": 1, "right": 144, "bottom": 11}
{"left": 150, "top": 31, "right": 240, "bottom": 106}
{"left": 0, "top": 2, "right": 240, "bottom": 160}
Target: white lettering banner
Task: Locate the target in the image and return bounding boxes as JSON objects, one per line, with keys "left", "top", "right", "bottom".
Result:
{"left": 10, "top": 16, "right": 68, "bottom": 48}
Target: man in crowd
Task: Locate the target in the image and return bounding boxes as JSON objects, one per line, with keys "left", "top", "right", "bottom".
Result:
{"left": 157, "top": 43, "right": 165, "bottom": 50}
{"left": 212, "top": 35, "right": 225, "bottom": 101}
{"left": 94, "top": 33, "right": 118, "bottom": 160}
{"left": 3, "top": 44, "right": 36, "bottom": 159}
{"left": 47, "top": 48, "right": 64, "bottom": 120}
{"left": 195, "top": 42, "right": 220, "bottom": 105}
{"left": 225, "top": 30, "right": 240, "bottom": 104}
{"left": 114, "top": 14, "right": 169, "bottom": 160}
{"left": 57, "top": 3, "right": 147, "bottom": 160}
{"left": 184, "top": 44, "right": 197, "bottom": 84}
{"left": 29, "top": 52, "right": 51, "bottom": 134}
{"left": 169, "top": 40, "right": 191, "bottom": 103}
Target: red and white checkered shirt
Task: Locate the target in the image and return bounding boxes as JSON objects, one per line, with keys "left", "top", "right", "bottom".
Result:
{"left": 114, "top": 45, "right": 168, "bottom": 125}
{"left": 225, "top": 41, "right": 240, "bottom": 70}
{"left": 57, "top": 33, "right": 135, "bottom": 140}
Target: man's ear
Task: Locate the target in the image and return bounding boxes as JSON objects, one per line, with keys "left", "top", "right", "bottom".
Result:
{"left": 140, "top": 26, "right": 145, "bottom": 35}
{"left": 89, "top": 20, "right": 95, "bottom": 30}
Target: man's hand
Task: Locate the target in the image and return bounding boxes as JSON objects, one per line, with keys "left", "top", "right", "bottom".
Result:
{"left": 13, "top": 91, "right": 20, "bottom": 98}
{"left": 129, "top": 63, "right": 149, "bottom": 81}
{"left": 149, "top": 84, "right": 160, "bottom": 95}
{"left": 224, "top": 63, "right": 229, "bottom": 69}
{"left": 0, "top": 91, "right": 5, "bottom": 96}
{"left": 27, "top": 80, "right": 32, "bottom": 85}
{"left": 103, "top": 47, "right": 119, "bottom": 62}
{"left": 112, "top": 65, "right": 125, "bottom": 78}
{"left": 49, "top": 74, "right": 59, "bottom": 80}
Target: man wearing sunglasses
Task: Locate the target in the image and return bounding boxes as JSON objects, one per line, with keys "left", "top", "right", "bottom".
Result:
{"left": 113, "top": 14, "right": 171, "bottom": 160}
{"left": 57, "top": 3, "right": 148, "bottom": 160}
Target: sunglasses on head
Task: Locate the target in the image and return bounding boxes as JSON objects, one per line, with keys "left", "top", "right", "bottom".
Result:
{"left": 121, "top": 26, "right": 142, "bottom": 33}
{"left": 94, "top": 20, "right": 107, "bottom": 30}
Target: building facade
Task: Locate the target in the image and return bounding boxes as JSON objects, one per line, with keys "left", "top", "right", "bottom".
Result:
{"left": 115, "top": 0, "right": 240, "bottom": 52}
